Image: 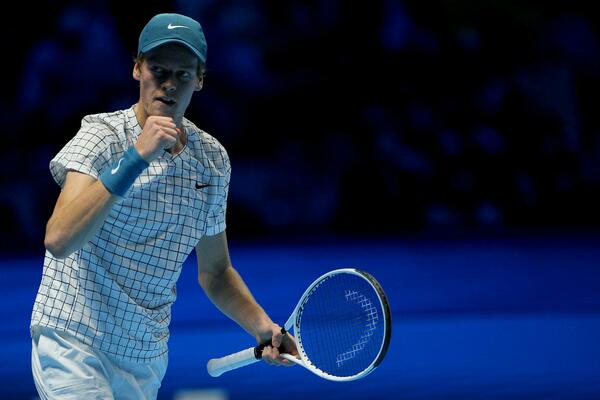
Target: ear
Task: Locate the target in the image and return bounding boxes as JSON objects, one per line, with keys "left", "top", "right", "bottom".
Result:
{"left": 194, "top": 76, "right": 203, "bottom": 92}
{"left": 133, "top": 62, "right": 142, "bottom": 81}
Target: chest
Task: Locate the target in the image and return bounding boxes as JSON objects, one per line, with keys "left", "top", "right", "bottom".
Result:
{"left": 111, "top": 147, "right": 224, "bottom": 241}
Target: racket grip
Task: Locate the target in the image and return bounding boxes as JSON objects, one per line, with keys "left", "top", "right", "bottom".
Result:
{"left": 207, "top": 347, "right": 260, "bottom": 377}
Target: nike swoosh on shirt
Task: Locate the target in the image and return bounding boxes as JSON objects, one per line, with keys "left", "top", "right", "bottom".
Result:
{"left": 196, "top": 183, "right": 211, "bottom": 189}
{"left": 167, "top": 23, "right": 190, "bottom": 30}
{"left": 111, "top": 158, "right": 124, "bottom": 174}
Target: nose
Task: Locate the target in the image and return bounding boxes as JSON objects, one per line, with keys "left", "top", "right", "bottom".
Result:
{"left": 162, "top": 76, "right": 176, "bottom": 94}
{"left": 163, "top": 84, "right": 176, "bottom": 94}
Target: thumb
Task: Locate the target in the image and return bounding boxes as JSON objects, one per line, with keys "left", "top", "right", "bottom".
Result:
{"left": 272, "top": 330, "right": 283, "bottom": 348}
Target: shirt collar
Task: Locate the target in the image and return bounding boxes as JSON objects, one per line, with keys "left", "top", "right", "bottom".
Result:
{"left": 126, "top": 105, "right": 143, "bottom": 141}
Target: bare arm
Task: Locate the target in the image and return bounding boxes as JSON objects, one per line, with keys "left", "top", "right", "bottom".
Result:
{"left": 196, "top": 231, "right": 273, "bottom": 337}
{"left": 44, "top": 171, "right": 118, "bottom": 258}
{"left": 196, "top": 231, "right": 297, "bottom": 365}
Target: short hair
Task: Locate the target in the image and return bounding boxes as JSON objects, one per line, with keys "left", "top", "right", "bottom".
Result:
{"left": 134, "top": 52, "right": 207, "bottom": 79}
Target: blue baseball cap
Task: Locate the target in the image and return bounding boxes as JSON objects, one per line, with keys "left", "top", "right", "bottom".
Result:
{"left": 138, "top": 13, "right": 207, "bottom": 64}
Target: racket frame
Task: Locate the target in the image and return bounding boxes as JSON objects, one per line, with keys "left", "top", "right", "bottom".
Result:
{"left": 282, "top": 268, "right": 391, "bottom": 381}
{"left": 207, "top": 268, "right": 392, "bottom": 381}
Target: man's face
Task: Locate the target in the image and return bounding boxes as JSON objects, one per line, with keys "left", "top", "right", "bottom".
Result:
{"left": 133, "top": 43, "right": 202, "bottom": 124}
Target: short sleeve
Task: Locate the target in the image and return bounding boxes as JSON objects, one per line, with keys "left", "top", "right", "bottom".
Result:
{"left": 50, "top": 117, "right": 119, "bottom": 187}
{"left": 204, "top": 146, "right": 231, "bottom": 236}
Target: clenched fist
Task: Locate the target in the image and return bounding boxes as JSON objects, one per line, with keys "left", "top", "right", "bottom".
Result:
{"left": 134, "top": 116, "right": 180, "bottom": 162}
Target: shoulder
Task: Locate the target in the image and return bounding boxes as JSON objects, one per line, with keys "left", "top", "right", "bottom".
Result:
{"left": 51, "top": 108, "right": 132, "bottom": 176}
{"left": 78, "top": 109, "right": 130, "bottom": 144}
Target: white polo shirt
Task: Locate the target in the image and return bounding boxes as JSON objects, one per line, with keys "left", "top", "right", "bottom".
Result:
{"left": 31, "top": 106, "right": 230, "bottom": 362}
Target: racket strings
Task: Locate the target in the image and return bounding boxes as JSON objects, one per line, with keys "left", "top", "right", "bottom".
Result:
{"left": 297, "top": 273, "right": 385, "bottom": 378}
{"left": 335, "top": 290, "right": 379, "bottom": 367}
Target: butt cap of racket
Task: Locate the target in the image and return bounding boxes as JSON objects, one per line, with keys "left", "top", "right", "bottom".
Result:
{"left": 207, "top": 347, "right": 259, "bottom": 377}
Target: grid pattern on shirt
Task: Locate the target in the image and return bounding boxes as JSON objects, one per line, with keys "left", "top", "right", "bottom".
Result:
{"left": 31, "top": 106, "right": 230, "bottom": 362}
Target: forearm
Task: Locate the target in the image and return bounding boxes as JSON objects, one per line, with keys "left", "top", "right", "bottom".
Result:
{"left": 199, "top": 266, "right": 273, "bottom": 339}
{"left": 45, "top": 180, "right": 118, "bottom": 258}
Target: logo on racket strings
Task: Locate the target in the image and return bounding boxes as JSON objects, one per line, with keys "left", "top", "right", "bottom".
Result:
{"left": 335, "top": 290, "right": 379, "bottom": 367}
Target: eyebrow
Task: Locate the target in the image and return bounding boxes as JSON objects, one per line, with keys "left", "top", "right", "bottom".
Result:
{"left": 146, "top": 59, "right": 197, "bottom": 70}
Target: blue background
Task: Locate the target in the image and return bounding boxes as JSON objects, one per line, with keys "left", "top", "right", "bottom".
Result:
{"left": 1, "top": 0, "right": 600, "bottom": 399}
{"left": 3, "top": 237, "right": 600, "bottom": 399}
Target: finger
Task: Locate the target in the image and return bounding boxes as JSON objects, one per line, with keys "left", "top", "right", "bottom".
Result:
{"left": 158, "top": 127, "right": 179, "bottom": 141}
{"left": 159, "top": 126, "right": 179, "bottom": 135}
{"left": 265, "top": 347, "right": 287, "bottom": 366}
{"left": 272, "top": 330, "right": 283, "bottom": 348}
{"left": 161, "top": 134, "right": 178, "bottom": 150}
{"left": 280, "top": 358, "right": 295, "bottom": 367}
{"left": 280, "top": 334, "right": 298, "bottom": 356}
{"left": 272, "top": 347, "right": 281, "bottom": 359}
{"left": 147, "top": 119, "right": 177, "bottom": 133}
{"left": 145, "top": 124, "right": 177, "bottom": 140}
{"left": 149, "top": 116, "right": 176, "bottom": 124}
{"left": 276, "top": 352, "right": 294, "bottom": 366}
{"left": 154, "top": 119, "right": 178, "bottom": 129}
{"left": 272, "top": 348, "right": 293, "bottom": 367}
{"left": 262, "top": 347, "right": 278, "bottom": 365}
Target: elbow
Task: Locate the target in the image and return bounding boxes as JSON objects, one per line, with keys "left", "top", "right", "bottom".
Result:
{"left": 198, "top": 272, "right": 210, "bottom": 291}
{"left": 44, "top": 231, "right": 73, "bottom": 259}
{"left": 198, "top": 264, "right": 230, "bottom": 288}
{"left": 198, "top": 269, "right": 221, "bottom": 293}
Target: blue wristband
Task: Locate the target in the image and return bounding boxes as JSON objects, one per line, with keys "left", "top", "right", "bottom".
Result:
{"left": 99, "top": 146, "right": 149, "bottom": 196}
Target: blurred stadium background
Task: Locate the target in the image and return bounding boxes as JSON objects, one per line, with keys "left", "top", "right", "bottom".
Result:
{"left": 1, "top": 1, "right": 599, "bottom": 399}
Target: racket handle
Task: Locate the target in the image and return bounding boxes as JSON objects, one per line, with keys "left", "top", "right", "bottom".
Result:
{"left": 207, "top": 347, "right": 260, "bottom": 377}
{"left": 207, "top": 328, "right": 287, "bottom": 377}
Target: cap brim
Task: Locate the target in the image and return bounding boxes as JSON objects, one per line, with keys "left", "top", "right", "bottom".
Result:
{"left": 140, "top": 38, "right": 206, "bottom": 64}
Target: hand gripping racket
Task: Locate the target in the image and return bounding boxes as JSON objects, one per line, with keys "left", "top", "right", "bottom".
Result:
{"left": 207, "top": 268, "right": 392, "bottom": 381}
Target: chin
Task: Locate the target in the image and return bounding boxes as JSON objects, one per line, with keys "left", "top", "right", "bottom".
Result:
{"left": 150, "top": 107, "right": 176, "bottom": 117}
{"left": 151, "top": 110, "right": 173, "bottom": 117}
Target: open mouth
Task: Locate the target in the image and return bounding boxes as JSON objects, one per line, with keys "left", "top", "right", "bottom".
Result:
{"left": 156, "top": 97, "right": 176, "bottom": 106}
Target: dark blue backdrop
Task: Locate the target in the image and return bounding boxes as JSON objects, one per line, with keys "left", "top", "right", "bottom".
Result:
{"left": 2, "top": 1, "right": 600, "bottom": 250}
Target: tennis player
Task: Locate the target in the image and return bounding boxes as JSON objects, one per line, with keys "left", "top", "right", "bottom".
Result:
{"left": 30, "top": 13, "right": 296, "bottom": 399}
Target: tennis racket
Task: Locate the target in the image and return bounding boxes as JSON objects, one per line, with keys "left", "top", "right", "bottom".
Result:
{"left": 207, "top": 268, "right": 391, "bottom": 381}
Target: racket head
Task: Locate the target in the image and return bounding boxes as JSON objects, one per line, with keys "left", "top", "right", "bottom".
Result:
{"left": 290, "top": 268, "right": 392, "bottom": 381}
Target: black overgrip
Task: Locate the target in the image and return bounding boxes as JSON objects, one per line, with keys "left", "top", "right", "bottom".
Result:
{"left": 253, "top": 327, "right": 287, "bottom": 359}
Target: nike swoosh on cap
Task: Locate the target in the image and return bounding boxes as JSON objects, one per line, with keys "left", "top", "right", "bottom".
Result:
{"left": 167, "top": 23, "right": 190, "bottom": 30}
